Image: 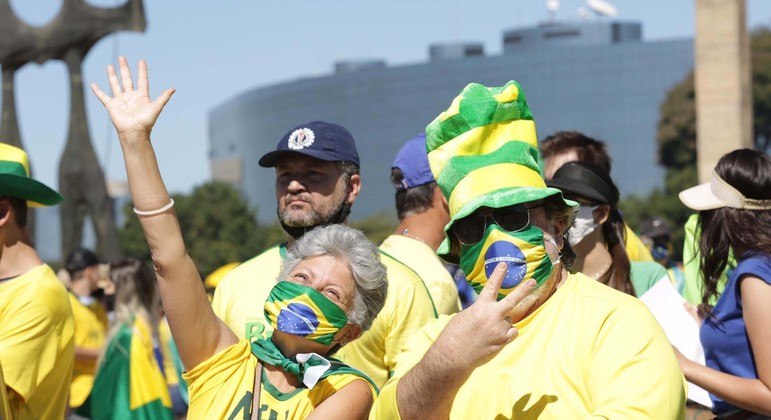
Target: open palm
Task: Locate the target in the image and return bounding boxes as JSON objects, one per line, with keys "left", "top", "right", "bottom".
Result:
{"left": 91, "top": 56, "right": 174, "bottom": 136}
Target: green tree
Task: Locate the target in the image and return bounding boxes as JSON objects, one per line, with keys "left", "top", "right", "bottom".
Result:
{"left": 621, "top": 27, "right": 771, "bottom": 255}
{"left": 119, "top": 181, "right": 263, "bottom": 277}
{"left": 350, "top": 212, "right": 398, "bottom": 245}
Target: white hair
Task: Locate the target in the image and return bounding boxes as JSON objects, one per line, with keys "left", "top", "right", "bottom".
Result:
{"left": 277, "top": 225, "right": 388, "bottom": 332}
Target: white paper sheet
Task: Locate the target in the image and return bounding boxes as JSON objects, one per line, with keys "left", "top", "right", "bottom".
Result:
{"left": 640, "top": 278, "right": 712, "bottom": 408}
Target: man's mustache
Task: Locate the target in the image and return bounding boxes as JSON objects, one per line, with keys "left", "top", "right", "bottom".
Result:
{"left": 284, "top": 194, "right": 312, "bottom": 205}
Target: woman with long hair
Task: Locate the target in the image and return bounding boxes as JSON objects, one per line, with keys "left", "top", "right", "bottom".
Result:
{"left": 547, "top": 161, "right": 668, "bottom": 296}
{"left": 90, "top": 57, "right": 389, "bottom": 419}
{"left": 676, "top": 149, "right": 771, "bottom": 418}
{"left": 79, "top": 258, "right": 174, "bottom": 419}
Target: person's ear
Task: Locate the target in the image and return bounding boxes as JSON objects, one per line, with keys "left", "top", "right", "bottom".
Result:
{"left": 434, "top": 186, "right": 449, "bottom": 211}
{"left": 346, "top": 174, "right": 361, "bottom": 205}
{"left": 0, "top": 200, "right": 11, "bottom": 229}
{"left": 552, "top": 214, "right": 570, "bottom": 240}
{"left": 594, "top": 205, "right": 610, "bottom": 225}
{"left": 333, "top": 323, "right": 362, "bottom": 347}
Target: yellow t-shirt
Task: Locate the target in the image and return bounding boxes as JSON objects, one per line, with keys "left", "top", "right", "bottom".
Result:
{"left": 212, "top": 243, "right": 437, "bottom": 388}
{"left": 68, "top": 293, "right": 108, "bottom": 408}
{"left": 625, "top": 224, "right": 654, "bottom": 262}
{"left": 372, "top": 272, "right": 686, "bottom": 419}
{"left": 380, "top": 234, "right": 460, "bottom": 315}
{"left": 183, "top": 339, "right": 375, "bottom": 419}
{"left": 0, "top": 360, "right": 11, "bottom": 420}
{"left": 0, "top": 264, "right": 75, "bottom": 420}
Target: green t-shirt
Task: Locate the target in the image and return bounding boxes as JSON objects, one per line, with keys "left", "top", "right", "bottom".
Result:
{"left": 630, "top": 261, "right": 669, "bottom": 297}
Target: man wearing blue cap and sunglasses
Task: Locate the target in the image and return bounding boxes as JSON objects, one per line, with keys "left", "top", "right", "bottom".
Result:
{"left": 212, "top": 121, "right": 437, "bottom": 389}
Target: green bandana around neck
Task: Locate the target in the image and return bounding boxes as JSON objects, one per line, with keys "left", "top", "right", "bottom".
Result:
{"left": 250, "top": 338, "right": 378, "bottom": 391}
{"left": 264, "top": 281, "right": 348, "bottom": 345}
{"left": 459, "top": 224, "right": 558, "bottom": 299}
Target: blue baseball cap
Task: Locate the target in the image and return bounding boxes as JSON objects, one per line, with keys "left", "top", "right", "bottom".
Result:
{"left": 392, "top": 133, "right": 435, "bottom": 190}
{"left": 259, "top": 121, "right": 360, "bottom": 167}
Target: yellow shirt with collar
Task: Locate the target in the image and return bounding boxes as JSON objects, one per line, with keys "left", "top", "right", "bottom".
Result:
{"left": 371, "top": 272, "right": 686, "bottom": 420}
{"left": 0, "top": 264, "right": 75, "bottom": 420}
{"left": 68, "top": 293, "right": 108, "bottom": 407}
{"left": 183, "top": 339, "right": 375, "bottom": 419}
{"left": 212, "top": 243, "right": 437, "bottom": 388}
{"left": 380, "top": 234, "right": 460, "bottom": 315}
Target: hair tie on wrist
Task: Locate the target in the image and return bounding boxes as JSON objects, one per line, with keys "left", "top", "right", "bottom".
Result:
{"left": 133, "top": 198, "right": 175, "bottom": 216}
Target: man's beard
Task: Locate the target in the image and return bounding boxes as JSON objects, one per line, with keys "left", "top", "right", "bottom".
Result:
{"left": 277, "top": 194, "right": 352, "bottom": 240}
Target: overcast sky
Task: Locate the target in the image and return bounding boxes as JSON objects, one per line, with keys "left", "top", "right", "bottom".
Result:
{"left": 7, "top": 0, "right": 771, "bottom": 194}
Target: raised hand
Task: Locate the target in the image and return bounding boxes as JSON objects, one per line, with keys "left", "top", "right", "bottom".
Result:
{"left": 91, "top": 56, "right": 175, "bottom": 137}
{"left": 440, "top": 263, "right": 537, "bottom": 370}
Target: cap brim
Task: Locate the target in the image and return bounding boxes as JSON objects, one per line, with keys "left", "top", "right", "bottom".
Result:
{"left": 546, "top": 178, "right": 608, "bottom": 204}
{"left": 679, "top": 182, "right": 724, "bottom": 211}
{"left": 0, "top": 174, "right": 63, "bottom": 207}
{"left": 258, "top": 149, "right": 343, "bottom": 168}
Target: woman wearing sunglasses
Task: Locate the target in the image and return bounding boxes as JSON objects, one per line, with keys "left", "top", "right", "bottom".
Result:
{"left": 547, "top": 161, "right": 668, "bottom": 297}
{"left": 90, "top": 57, "right": 388, "bottom": 419}
{"left": 675, "top": 149, "right": 771, "bottom": 418}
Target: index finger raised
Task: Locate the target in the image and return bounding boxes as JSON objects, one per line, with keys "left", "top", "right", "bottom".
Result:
{"left": 478, "top": 262, "right": 509, "bottom": 302}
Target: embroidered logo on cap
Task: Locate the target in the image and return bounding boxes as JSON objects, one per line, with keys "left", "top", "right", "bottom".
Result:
{"left": 288, "top": 128, "right": 315, "bottom": 150}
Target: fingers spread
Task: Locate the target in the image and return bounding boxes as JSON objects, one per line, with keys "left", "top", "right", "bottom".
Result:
{"left": 479, "top": 262, "right": 508, "bottom": 302}
{"left": 153, "top": 88, "right": 176, "bottom": 110}
{"left": 107, "top": 65, "right": 122, "bottom": 96}
{"left": 90, "top": 83, "right": 110, "bottom": 105}
{"left": 137, "top": 59, "right": 149, "bottom": 96}
{"left": 118, "top": 56, "right": 134, "bottom": 92}
{"left": 496, "top": 278, "right": 536, "bottom": 313}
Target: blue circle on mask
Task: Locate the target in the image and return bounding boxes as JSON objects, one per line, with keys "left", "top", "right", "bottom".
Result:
{"left": 276, "top": 303, "right": 319, "bottom": 337}
{"left": 484, "top": 241, "right": 528, "bottom": 289}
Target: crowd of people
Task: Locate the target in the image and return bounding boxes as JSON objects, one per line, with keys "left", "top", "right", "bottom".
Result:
{"left": 0, "top": 56, "right": 768, "bottom": 420}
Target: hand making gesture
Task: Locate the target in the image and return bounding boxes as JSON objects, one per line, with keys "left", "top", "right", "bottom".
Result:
{"left": 441, "top": 262, "right": 537, "bottom": 369}
{"left": 91, "top": 56, "right": 175, "bottom": 137}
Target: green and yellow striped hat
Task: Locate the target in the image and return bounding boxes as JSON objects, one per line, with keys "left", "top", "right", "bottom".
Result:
{"left": 425, "top": 81, "right": 575, "bottom": 259}
{"left": 0, "top": 143, "right": 62, "bottom": 207}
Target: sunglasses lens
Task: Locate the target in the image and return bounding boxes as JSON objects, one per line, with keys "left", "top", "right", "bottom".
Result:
{"left": 453, "top": 213, "right": 486, "bottom": 245}
{"left": 492, "top": 206, "right": 530, "bottom": 232}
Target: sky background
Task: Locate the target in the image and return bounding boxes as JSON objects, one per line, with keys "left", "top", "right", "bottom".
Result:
{"left": 7, "top": 0, "right": 771, "bottom": 195}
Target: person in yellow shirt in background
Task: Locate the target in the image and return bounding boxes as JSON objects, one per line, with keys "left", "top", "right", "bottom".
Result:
{"left": 380, "top": 133, "right": 461, "bottom": 315}
{"left": 64, "top": 247, "right": 109, "bottom": 410}
{"left": 371, "top": 81, "right": 685, "bottom": 419}
{"left": 540, "top": 130, "right": 654, "bottom": 262}
{"left": 204, "top": 261, "right": 239, "bottom": 301}
{"left": 212, "top": 121, "right": 436, "bottom": 388}
{"left": 0, "top": 143, "right": 74, "bottom": 420}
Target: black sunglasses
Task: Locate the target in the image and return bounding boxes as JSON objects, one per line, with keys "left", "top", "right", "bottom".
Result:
{"left": 452, "top": 204, "right": 540, "bottom": 246}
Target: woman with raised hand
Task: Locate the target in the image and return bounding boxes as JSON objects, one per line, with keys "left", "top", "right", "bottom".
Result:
{"left": 676, "top": 149, "right": 771, "bottom": 418}
{"left": 91, "top": 57, "right": 388, "bottom": 419}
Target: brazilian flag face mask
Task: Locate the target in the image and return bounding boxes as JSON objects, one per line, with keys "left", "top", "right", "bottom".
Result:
{"left": 264, "top": 281, "right": 349, "bottom": 345}
{"left": 459, "top": 224, "right": 559, "bottom": 299}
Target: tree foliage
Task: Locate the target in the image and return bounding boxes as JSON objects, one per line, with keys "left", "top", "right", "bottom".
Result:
{"left": 119, "top": 181, "right": 263, "bottom": 277}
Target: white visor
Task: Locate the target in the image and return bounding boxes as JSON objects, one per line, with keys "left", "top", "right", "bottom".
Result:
{"left": 679, "top": 170, "right": 771, "bottom": 211}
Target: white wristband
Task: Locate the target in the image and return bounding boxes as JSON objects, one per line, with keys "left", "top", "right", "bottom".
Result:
{"left": 133, "top": 198, "right": 175, "bottom": 216}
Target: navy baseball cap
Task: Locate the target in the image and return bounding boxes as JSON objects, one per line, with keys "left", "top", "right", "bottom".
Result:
{"left": 392, "top": 133, "right": 435, "bottom": 190}
{"left": 259, "top": 121, "right": 360, "bottom": 168}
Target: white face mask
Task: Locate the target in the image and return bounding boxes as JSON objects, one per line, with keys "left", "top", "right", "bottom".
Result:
{"left": 568, "top": 205, "right": 599, "bottom": 247}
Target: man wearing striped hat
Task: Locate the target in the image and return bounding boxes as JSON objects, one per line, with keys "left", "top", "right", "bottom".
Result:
{"left": 0, "top": 143, "right": 74, "bottom": 419}
{"left": 372, "top": 82, "right": 686, "bottom": 419}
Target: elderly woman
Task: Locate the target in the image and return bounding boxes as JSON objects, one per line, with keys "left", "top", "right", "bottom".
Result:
{"left": 91, "top": 57, "right": 388, "bottom": 419}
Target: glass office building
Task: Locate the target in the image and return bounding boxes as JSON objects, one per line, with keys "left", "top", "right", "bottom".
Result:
{"left": 209, "top": 20, "right": 693, "bottom": 222}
